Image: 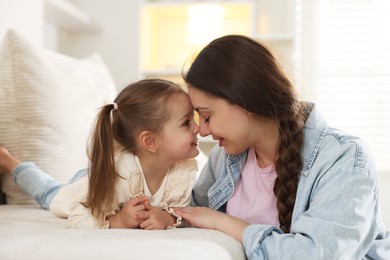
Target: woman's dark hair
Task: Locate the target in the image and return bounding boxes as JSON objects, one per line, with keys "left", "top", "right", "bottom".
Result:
{"left": 85, "top": 79, "right": 184, "bottom": 226}
{"left": 183, "top": 35, "right": 308, "bottom": 233}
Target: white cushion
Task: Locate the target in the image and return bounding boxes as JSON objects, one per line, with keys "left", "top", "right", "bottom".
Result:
{"left": 0, "top": 29, "right": 117, "bottom": 204}
{"left": 0, "top": 205, "right": 246, "bottom": 260}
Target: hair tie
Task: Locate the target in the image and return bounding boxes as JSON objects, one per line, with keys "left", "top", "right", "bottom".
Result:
{"left": 112, "top": 102, "right": 118, "bottom": 111}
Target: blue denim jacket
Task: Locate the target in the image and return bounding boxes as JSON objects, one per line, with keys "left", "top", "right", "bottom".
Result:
{"left": 191, "top": 103, "right": 390, "bottom": 259}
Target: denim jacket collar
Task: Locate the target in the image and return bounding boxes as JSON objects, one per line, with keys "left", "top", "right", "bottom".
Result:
{"left": 299, "top": 102, "right": 328, "bottom": 176}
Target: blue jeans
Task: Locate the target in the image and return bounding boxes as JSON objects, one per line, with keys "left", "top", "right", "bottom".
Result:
{"left": 12, "top": 162, "right": 87, "bottom": 209}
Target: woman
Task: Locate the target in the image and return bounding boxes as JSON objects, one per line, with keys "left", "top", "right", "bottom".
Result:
{"left": 175, "top": 35, "right": 389, "bottom": 259}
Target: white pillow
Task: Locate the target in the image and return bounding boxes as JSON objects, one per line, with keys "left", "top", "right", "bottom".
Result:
{"left": 0, "top": 29, "right": 117, "bottom": 205}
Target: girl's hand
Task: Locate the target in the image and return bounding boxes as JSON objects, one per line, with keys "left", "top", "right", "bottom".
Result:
{"left": 108, "top": 196, "right": 148, "bottom": 228}
{"left": 143, "top": 197, "right": 152, "bottom": 210}
{"left": 135, "top": 208, "right": 176, "bottom": 230}
{"left": 121, "top": 196, "right": 150, "bottom": 228}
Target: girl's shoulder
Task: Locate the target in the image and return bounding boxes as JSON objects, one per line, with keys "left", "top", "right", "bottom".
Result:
{"left": 171, "top": 158, "right": 198, "bottom": 173}
{"left": 166, "top": 158, "right": 198, "bottom": 186}
{"left": 114, "top": 151, "right": 139, "bottom": 179}
{"left": 163, "top": 158, "right": 198, "bottom": 205}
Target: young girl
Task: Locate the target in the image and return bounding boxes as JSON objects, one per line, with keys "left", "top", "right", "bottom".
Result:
{"left": 0, "top": 79, "right": 200, "bottom": 229}
{"left": 174, "top": 35, "right": 389, "bottom": 259}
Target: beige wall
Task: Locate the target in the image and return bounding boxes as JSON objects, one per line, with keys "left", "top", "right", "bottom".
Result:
{"left": 60, "top": 0, "right": 140, "bottom": 90}
{"left": 0, "top": 0, "right": 44, "bottom": 44}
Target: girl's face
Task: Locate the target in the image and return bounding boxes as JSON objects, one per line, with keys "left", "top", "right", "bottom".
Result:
{"left": 158, "top": 92, "right": 200, "bottom": 161}
{"left": 188, "top": 87, "right": 252, "bottom": 155}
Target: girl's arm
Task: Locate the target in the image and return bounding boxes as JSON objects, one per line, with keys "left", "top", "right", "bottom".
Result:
{"left": 174, "top": 207, "right": 249, "bottom": 242}
{"left": 65, "top": 196, "right": 148, "bottom": 229}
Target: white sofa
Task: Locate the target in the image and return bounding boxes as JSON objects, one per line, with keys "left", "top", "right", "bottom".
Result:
{"left": 0, "top": 205, "right": 245, "bottom": 260}
{"left": 0, "top": 29, "right": 246, "bottom": 260}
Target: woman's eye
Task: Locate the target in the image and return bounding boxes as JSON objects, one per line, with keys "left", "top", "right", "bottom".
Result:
{"left": 184, "top": 119, "right": 191, "bottom": 126}
{"left": 204, "top": 116, "right": 210, "bottom": 123}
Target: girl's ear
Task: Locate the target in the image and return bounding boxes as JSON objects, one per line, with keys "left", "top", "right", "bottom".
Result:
{"left": 138, "top": 131, "right": 158, "bottom": 153}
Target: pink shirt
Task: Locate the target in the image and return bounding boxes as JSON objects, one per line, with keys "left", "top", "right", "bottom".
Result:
{"left": 226, "top": 147, "right": 279, "bottom": 226}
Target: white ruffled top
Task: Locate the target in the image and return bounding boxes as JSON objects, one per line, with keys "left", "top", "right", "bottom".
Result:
{"left": 50, "top": 152, "right": 198, "bottom": 229}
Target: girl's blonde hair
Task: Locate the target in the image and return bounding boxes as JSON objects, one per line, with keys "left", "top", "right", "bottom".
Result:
{"left": 85, "top": 79, "right": 184, "bottom": 225}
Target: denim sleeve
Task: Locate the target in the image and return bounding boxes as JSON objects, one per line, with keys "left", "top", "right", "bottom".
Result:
{"left": 242, "top": 225, "right": 283, "bottom": 259}
{"left": 241, "top": 163, "right": 381, "bottom": 260}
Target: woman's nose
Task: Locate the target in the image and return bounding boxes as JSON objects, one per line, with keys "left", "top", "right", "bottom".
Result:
{"left": 198, "top": 122, "right": 210, "bottom": 137}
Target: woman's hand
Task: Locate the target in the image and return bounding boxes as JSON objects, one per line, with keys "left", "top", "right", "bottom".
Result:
{"left": 173, "top": 206, "right": 222, "bottom": 229}
{"left": 174, "top": 207, "right": 249, "bottom": 243}
{"left": 135, "top": 208, "right": 176, "bottom": 230}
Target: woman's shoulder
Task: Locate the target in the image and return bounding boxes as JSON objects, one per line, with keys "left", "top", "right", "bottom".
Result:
{"left": 302, "top": 103, "right": 376, "bottom": 174}
{"left": 322, "top": 127, "right": 376, "bottom": 170}
{"left": 307, "top": 128, "right": 376, "bottom": 176}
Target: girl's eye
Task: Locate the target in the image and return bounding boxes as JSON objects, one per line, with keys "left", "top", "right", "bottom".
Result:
{"left": 183, "top": 119, "right": 191, "bottom": 126}
{"left": 204, "top": 116, "right": 210, "bottom": 123}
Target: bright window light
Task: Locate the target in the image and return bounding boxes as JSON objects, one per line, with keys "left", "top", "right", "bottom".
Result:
{"left": 187, "top": 4, "right": 224, "bottom": 45}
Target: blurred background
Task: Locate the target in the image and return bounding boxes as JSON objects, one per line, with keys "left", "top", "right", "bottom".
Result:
{"left": 1, "top": 0, "right": 389, "bottom": 225}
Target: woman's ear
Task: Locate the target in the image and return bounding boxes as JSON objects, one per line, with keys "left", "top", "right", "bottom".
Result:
{"left": 138, "top": 131, "right": 158, "bottom": 153}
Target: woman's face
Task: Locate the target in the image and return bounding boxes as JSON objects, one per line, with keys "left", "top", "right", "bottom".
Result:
{"left": 188, "top": 87, "right": 252, "bottom": 155}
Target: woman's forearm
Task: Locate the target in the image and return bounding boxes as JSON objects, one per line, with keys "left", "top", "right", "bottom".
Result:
{"left": 216, "top": 212, "right": 249, "bottom": 243}
{"left": 174, "top": 207, "right": 249, "bottom": 243}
